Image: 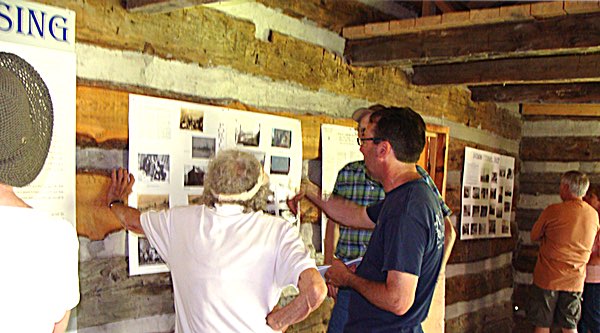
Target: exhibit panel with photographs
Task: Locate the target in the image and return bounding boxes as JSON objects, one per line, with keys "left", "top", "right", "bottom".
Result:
{"left": 461, "top": 147, "right": 515, "bottom": 240}
{"left": 128, "top": 94, "right": 303, "bottom": 275}
{"left": 320, "top": 124, "right": 364, "bottom": 257}
{"left": 5, "top": 1, "right": 77, "bottom": 225}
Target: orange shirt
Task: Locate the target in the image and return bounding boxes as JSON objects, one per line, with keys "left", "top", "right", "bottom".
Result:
{"left": 531, "top": 199, "right": 600, "bottom": 292}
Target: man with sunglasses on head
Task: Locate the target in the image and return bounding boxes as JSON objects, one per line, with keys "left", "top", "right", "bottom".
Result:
{"left": 308, "top": 105, "right": 455, "bottom": 333}
{"left": 290, "top": 106, "right": 450, "bottom": 332}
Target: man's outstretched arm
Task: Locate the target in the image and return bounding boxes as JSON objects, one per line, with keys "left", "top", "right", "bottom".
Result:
{"left": 266, "top": 268, "right": 327, "bottom": 331}
{"left": 287, "top": 180, "right": 374, "bottom": 230}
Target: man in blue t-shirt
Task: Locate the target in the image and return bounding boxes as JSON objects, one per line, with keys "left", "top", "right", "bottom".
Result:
{"left": 301, "top": 106, "right": 444, "bottom": 332}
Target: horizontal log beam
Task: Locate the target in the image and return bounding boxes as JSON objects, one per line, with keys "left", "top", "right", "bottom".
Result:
{"left": 521, "top": 136, "right": 600, "bottom": 161}
{"left": 412, "top": 53, "right": 600, "bottom": 86}
{"left": 522, "top": 104, "right": 600, "bottom": 117}
{"left": 345, "top": 12, "right": 600, "bottom": 66}
{"left": 469, "top": 83, "right": 600, "bottom": 104}
{"left": 446, "top": 265, "right": 513, "bottom": 304}
{"left": 123, "top": 0, "right": 219, "bottom": 13}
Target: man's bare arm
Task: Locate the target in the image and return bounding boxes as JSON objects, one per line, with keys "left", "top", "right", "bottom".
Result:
{"left": 294, "top": 181, "right": 374, "bottom": 230}
{"left": 266, "top": 268, "right": 327, "bottom": 331}
{"left": 325, "top": 259, "right": 417, "bottom": 316}
{"left": 324, "top": 219, "right": 337, "bottom": 265}
{"left": 107, "top": 168, "right": 144, "bottom": 234}
{"left": 441, "top": 216, "right": 456, "bottom": 269}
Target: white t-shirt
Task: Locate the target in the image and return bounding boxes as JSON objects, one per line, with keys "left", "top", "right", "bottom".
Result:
{"left": 1, "top": 206, "right": 80, "bottom": 332}
{"left": 141, "top": 204, "right": 316, "bottom": 333}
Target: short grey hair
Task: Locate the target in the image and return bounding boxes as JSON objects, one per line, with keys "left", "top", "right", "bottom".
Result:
{"left": 561, "top": 170, "right": 590, "bottom": 197}
{"left": 202, "top": 150, "right": 270, "bottom": 212}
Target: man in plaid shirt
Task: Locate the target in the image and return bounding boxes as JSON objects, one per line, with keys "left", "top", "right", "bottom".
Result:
{"left": 323, "top": 105, "right": 455, "bottom": 333}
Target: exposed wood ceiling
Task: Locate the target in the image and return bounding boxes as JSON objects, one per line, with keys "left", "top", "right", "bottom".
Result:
{"left": 124, "top": 0, "right": 600, "bottom": 113}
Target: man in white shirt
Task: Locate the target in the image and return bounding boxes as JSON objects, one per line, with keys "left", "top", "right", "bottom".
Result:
{"left": 107, "top": 149, "right": 326, "bottom": 332}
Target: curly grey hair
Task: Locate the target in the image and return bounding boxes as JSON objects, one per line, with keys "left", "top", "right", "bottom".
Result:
{"left": 561, "top": 170, "right": 590, "bottom": 198}
{"left": 201, "top": 149, "right": 271, "bottom": 212}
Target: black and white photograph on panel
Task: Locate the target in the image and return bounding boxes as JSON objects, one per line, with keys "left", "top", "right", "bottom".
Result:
{"left": 470, "top": 223, "right": 478, "bottom": 235}
{"left": 480, "top": 205, "right": 488, "bottom": 218}
{"left": 184, "top": 164, "right": 206, "bottom": 187}
{"left": 192, "top": 137, "right": 216, "bottom": 159}
{"left": 462, "top": 223, "right": 470, "bottom": 235}
{"left": 272, "top": 128, "right": 292, "bottom": 148}
{"left": 502, "top": 220, "right": 510, "bottom": 234}
{"left": 472, "top": 205, "right": 481, "bottom": 217}
{"left": 491, "top": 171, "right": 498, "bottom": 184}
{"left": 489, "top": 205, "right": 496, "bottom": 217}
{"left": 138, "top": 153, "right": 170, "bottom": 183}
{"left": 270, "top": 155, "right": 291, "bottom": 175}
{"left": 479, "top": 224, "right": 486, "bottom": 235}
{"left": 472, "top": 186, "right": 480, "bottom": 199}
{"left": 506, "top": 168, "right": 513, "bottom": 180}
{"left": 488, "top": 220, "right": 497, "bottom": 234}
{"left": 235, "top": 122, "right": 260, "bottom": 147}
{"left": 498, "top": 186, "right": 504, "bottom": 203}
{"left": 135, "top": 194, "right": 169, "bottom": 267}
{"left": 480, "top": 173, "right": 490, "bottom": 184}
{"left": 463, "top": 205, "right": 471, "bottom": 217}
{"left": 138, "top": 237, "right": 165, "bottom": 266}
{"left": 179, "top": 108, "right": 204, "bottom": 132}
{"left": 496, "top": 205, "right": 503, "bottom": 219}
{"left": 463, "top": 186, "right": 470, "bottom": 199}
{"left": 481, "top": 188, "right": 489, "bottom": 200}
{"left": 137, "top": 194, "right": 170, "bottom": 213}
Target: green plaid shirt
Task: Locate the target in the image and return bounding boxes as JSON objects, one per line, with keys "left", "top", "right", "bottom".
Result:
{"left": 333, "top": 161, "right": 452, "bottom": 261}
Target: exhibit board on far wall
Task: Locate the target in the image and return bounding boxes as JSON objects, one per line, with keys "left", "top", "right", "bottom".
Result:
{"left": 461, "top": 147, "right": 515, "bottom": 240}
{"left": 321, "top": 124, "right": 363, "bottom": 256}
{"left": 128, "top": 94, "right": 303, "bottom": 275}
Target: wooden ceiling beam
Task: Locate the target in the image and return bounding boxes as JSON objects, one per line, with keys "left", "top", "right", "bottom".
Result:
{"left": 123, "top": 0, "right": 220, "bottom": 13}
{"left": 345, "top": 12, "right": 600, "bottom": 66}
{"left": 411, "top": 53, "right": 600, "bottom": 86}
{"left": 469, "top": 83, "right": 600, "bottom": 104}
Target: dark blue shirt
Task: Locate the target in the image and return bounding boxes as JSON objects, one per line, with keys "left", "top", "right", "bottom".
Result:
{"left": 345, "top": 179, "right": 444, "bottom": 333}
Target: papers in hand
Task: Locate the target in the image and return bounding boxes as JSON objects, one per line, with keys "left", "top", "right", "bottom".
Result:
{"left": 317, "top": 257, "right": 363, "bottom": 278}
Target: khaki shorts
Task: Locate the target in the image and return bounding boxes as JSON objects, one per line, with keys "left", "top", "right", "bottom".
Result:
{"left": 528, "top": 284, "right": 582, "bottom": 329}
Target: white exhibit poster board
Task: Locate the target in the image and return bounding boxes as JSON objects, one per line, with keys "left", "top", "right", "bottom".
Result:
{"left": 320, "top": 124, "right": 363, "bottom": 254}
{"left": 461, "top": 147, "right": 515, "bottom": 240}
{"left": 128, "top": 94, "right": 303, "bottom": 275}
{"left": 2, "top": 1, "right": 77, "bottom": 225}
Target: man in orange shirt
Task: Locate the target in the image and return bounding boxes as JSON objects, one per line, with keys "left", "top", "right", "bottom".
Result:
{"left": 529, "top": 171, "right": 600, "bottom": 333}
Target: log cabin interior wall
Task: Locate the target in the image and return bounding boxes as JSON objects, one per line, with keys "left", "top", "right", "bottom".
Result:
{"left": 25, "top": 0, "right": 600, "bottom": 332}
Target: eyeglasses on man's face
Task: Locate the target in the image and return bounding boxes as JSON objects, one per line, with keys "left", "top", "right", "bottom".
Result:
{"left": 357, "top": 137, "right": 384, "bottom": 146}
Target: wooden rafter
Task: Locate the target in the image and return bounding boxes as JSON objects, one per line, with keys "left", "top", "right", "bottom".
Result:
{"left": 345, "top": 12, "right": 600, "bottom": 66}
{"left": 434, "top": 1, "right": 456, "bottom": 13}
{"left": 411, "top": 53, "right": 600, "bottom": 86}
{"left": 469, "top": 83, "right": 600, "bottom": 104}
